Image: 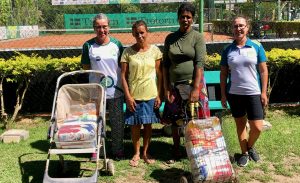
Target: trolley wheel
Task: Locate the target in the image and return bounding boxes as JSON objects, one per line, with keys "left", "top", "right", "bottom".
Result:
{"left": 106, "top": 159, "right": 115, "bottom": 176}
{"left": 179, "top": 175, "right": 189, "bottom": 183}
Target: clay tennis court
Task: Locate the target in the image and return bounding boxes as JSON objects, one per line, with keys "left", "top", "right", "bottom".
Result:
{"left": 0, "top": 32, "right": 232, "bottom": 50}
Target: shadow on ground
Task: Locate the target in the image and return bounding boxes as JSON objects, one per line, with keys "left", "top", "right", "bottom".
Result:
{"left": 30, "top": 140, "right": 49, "bottom": 153}
{"left": 19, "top": 153, "right": 45, "bottom": 183}
{"left": 150, "top": 168, "right": 191, "bottom": 183}
{"left": 19, "top": 153, "right": 98, "bottom": 183}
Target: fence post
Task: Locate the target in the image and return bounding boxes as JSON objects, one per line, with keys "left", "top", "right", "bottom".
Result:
{"left": 199, "top": 0, "right": 204, "bottom": 33}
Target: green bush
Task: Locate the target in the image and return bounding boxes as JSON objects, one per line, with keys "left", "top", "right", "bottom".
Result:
{"left": 273, "top": 21, "right": 300, "bottom": 38}
{"left": 1, "top": 49, "right": 299, "bottom": 125}
{"left": 0, "top": 54, "right": 81, "bottom": 124}
{"left": 205, "top": 53, "right": 221, "bottom": 70}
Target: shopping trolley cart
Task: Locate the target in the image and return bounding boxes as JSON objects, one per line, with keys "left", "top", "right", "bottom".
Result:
{"left": 179, "top": 102, "right": 236, "bottom": 183}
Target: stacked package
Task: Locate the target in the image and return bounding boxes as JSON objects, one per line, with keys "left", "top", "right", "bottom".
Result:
{"left": 65, "top": 103, "right": 98, "bottom": 123}
{"left": 54, "top": 103, "right": 98, "bottom": 149}
{"left": 184, "top": 117, "right": 235, "bottom": 183}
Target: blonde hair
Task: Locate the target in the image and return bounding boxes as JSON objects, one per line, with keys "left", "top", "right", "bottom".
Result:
{"left": 93, "top": 13, "right": 110, "bottom": 27}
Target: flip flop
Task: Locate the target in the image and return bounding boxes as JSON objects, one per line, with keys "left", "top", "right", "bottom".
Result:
{"left": 142, "top": 155, "right": 155, "bottom": 164}
{"left": 129, "top": 156, "right": 140, "bottom": 167}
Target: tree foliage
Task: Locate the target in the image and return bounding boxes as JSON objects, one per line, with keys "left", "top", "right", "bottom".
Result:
{"left": 0, "top": 53, "right": 80, "bottom": 127}
{"left": 0, "top": 0, "right": 11, "bottom": 26}
{"left": 0, "top": 0, "right": 42, "bottom": 26}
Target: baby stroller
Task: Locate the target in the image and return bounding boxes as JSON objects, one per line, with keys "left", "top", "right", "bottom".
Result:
{"left": 179, "top": 102, "right": 236, "bottom": 183}
{"left": 43, "top": 70, "right": 114, "bottom": 183}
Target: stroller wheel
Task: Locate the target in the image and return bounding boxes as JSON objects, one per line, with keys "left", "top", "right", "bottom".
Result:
{"left": 179, "top": 175, "right": 189, "bottom": 183}
{"left": 107, "top": 159, "right": 115, "bottom": 176}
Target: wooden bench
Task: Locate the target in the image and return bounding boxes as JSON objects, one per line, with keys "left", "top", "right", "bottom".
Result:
{"left": 123, "top": 70, "right": 228, "bottom": 114}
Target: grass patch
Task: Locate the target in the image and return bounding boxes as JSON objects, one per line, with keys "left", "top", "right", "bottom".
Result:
{"left": 0, "top": 105, "right": 299, "bottom": 183}
{"left": 259, "top": 163, "right": 270, "bottom": 174}
{"left": 251, "top": 173, "right": 273, "bottom": 183}
{"left": 273, "top": 163, "right": 292, "bottom": 177}
{"left": 291, "top": 163, "right": 300, "bottom": 173}
{"left": 222, "top": 105, "right": 300, "bottom": 182}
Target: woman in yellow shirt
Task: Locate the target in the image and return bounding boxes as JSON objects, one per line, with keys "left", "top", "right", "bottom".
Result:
{"left": 121, "top": 20, "right": 162, "bottom": 167}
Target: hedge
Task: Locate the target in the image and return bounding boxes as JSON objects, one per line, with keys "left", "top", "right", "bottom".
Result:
{"left": 0, "top": 49, "right": 299, "bottom": 124}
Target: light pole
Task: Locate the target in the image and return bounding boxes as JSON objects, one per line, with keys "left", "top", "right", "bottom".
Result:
{"left": 199, "top": 0, "right": 204, "bottom": 33}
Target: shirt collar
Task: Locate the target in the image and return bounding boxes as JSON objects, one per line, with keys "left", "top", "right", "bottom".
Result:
{"left": 232, "top": 37, "right": 252, "bottom": 48}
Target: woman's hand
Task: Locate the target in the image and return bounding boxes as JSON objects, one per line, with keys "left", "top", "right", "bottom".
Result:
{"left": 189, "top": 88, "right": 199, "bottom": 102}
{"left": 126, "top": 96, "right": 136, "bottom": 112}
{"left": 154, "top": 96, "right": 161, "bottom": 109}
{"left": 261, "top": 92, "right": 268, "bottom": 107}
{"left": 165, "top": 89, "right": 175, "bottom": 103}
{"left": 221, "top": 95, "right": 228, "bottom": 109}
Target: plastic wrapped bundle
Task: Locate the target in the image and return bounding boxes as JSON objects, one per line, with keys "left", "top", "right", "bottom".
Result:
{"left": 185, "top": 117, "right": 235, "bottom": 182}
{"left": 54, "top": 122, "right": 97, "bottom": 149}
{"left": 54, "top": 103, "right": 99, "bottom": 149}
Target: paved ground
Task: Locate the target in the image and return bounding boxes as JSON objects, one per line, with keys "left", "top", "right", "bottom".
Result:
{"left": 0, "top": 32, "right": 232, "bottom": 50}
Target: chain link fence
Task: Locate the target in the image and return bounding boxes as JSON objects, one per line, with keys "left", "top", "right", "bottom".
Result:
{"left": 0, "top": 25, "right": 232, "bottom": 59}
{"left": 0, "top": 23, "right": 299, "bottom": 59}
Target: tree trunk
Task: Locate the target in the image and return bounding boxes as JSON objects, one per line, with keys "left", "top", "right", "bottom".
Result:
{"left": 0, "top": 77, "right": 7, "bottom": 121}
{"left": 11, "top": 79, "right": 30, "bottom": 121}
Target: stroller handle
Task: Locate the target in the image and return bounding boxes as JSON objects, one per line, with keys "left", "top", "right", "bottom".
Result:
{"left": 56, "top": 70, "right": 107, "bottom": 85}
{"left": 55, "top": 69, "right": 107, "bottom": 92}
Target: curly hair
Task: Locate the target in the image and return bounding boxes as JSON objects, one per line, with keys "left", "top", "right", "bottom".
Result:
{"left": 177, "top": 2, "right": 195, "bottom": 19}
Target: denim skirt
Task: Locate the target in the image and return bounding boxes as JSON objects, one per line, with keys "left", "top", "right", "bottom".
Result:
{"left": 125, "top": 98, "right": 160, "bottom": 125}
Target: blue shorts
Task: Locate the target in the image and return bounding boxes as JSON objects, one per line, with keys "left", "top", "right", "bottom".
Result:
{"left": 227, "top": 94, "right": 264, "bottom": 120}
{"left": 125, "top": 98, "right": 160, "bottom": 125}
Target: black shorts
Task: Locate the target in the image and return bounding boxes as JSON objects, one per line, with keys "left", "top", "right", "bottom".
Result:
{"left": 227, "top": 94, "right": 264, "bottom": 120}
